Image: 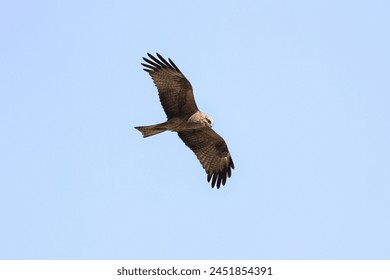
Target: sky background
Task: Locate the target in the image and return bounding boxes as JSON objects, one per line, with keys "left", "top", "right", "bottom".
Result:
{"left": 1, "top": 0, "right": 389, "bottom": 260}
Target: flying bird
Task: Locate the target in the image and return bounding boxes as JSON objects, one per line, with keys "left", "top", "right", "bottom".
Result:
{"left": 135, "top": 53, "right": 234, "bottom": 188}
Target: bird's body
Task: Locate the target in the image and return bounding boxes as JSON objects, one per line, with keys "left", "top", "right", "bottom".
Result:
{"left": 136, "top": 111, "right": 212, "bottom": 137}
{"left": 135, "top": 53, "right": 234, "bottom": 188}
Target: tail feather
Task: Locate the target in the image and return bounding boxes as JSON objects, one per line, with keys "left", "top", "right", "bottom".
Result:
{"left": 135, "top": 122, "right": 168, "bottom": 138}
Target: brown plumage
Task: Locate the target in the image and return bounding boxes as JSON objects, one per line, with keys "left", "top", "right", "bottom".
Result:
{"left": 135, "top": 53, "right": 234, "bottom": 188}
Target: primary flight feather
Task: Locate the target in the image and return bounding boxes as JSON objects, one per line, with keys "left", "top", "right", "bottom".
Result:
{"left": 135, "top": 53, "right": 234, "bottom": 188}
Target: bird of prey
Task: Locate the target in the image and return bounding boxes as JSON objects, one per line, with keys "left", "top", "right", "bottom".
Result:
{"left": 135, "top": 53, "right": 234, "bottom": 188}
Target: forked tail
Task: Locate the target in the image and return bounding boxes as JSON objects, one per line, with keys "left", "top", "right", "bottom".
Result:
{"left": 134, "top": 122, "right": 168, "bottom": 138}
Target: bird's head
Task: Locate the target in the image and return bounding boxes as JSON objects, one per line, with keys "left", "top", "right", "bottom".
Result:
{"left": 203, "top": 114, "right": 214, "bottom": 127}
{"left": 188, "top": 111, "right": 214, "bottom": 128}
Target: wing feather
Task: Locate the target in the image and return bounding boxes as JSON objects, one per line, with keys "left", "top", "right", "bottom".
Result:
{"left": 142, "top": 53, "right": 199, "bottom": 119}
{"left": 178, "top": 128, "right": 234, "bottom": 188}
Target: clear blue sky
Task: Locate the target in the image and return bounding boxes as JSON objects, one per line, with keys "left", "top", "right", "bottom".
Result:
{"left": 1, "top": 0, "right": 389, "bottom": 259}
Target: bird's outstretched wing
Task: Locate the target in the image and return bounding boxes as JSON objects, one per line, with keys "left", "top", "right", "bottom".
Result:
{"left": 142, "top": 53, "right": 199, "bottom": 119}
{"left": 178, "top": 128, "right": 234, "bottom": 188}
